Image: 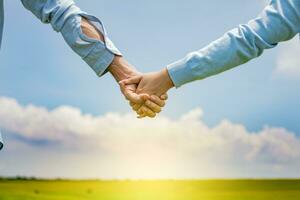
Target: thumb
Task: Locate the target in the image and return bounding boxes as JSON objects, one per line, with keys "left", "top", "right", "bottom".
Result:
{"left": 124, "top": 90, "right": 145, "bottom": 104}
{"left": 118, "top": 80, "right": 127, "bottom": 94}
{"left": 119, "top": 75, "right": 142, "bottom": 85}
{"left": 139, "top": 93, "right": 150, "bottom": 101}
{"left": 160, "top": 94, "right": 168, "bottom": 101}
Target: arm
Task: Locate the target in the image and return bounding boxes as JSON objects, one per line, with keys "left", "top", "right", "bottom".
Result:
{"left": 21, "top": 0, "right": 143, "bottom": 87}
{"left": 0, "top": 0, "right": 4, "bottom": 48}
{"left": 120, "top": 0, "right": 300, "bottom": 118}
{"left": 21, "top": 0, "right": 121, "bottom": 77}
{"left": 167, "top": 0, "right": 300, "bottom": 88}
{"left": 80, "top": 17, "right": 169, "bottom": 117}
{"left": 21, "top": 0, "right": 167, "bottom": 117}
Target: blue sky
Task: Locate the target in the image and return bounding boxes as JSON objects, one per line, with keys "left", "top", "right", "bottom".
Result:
{"left": 0, "top": 0, "right": 300, "bottom": 178}
{"left": 1, "top": 0, "right": 300, "bottom": 133}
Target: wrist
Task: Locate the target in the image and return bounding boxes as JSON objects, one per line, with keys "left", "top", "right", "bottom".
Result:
{"left": 108, "top": 56, "right": 139, "bottom": 82}
{"left": 161, "top": 68, "right": 175, "bottom": 90}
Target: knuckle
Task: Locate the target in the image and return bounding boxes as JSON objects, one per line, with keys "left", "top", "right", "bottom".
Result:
{"left": 137, "top": 109, "right": 143, "bottom": 115}
{"left": 150, "top": 113, "right": 156, "bottom": 118}
{"left": 142, "top": 107, "right": 148, "bottom": 113}
{"left": 156, "top": 108, "right": 162, "bottom": 113}
{"left": 151, "top": 95, "right": 158, "bottom": 100}
{"left": 145, "top": 100, "right": 151, "bottom": 107}
{"left": 133, "top": 104, "right": 141, "bottom": 110}
{"left": 133, "top": 107, "right": 139, "bottom": 111}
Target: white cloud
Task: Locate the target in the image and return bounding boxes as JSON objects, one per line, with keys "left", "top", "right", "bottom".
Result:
{"left": 0, "top": 96, "right": 300, "bottom": 179}
{"left": 275, "top": 37, "right": 300, "bottom": 78}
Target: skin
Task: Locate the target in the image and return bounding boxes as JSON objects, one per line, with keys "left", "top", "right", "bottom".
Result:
{"left": 81, "top": 18, "right": 167, "bottom": 117}
{"left": 119, "top": 68, "right": 175, "bottom": 118}
{"left": 108, "top": 56, "right": 168, "bottom": 118}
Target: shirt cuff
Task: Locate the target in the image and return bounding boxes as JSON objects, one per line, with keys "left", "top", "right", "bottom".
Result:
{"left": 167, "top": 56, "right": 199, "bottom": 88}
{"left": 61, "top": 10, "right": 122, "bottom": 77}
{"left": 83, "top": 42, "right": 115, "bottom": 76}
{"left": 79, "top": 13, "right": 122, "bottom": 76}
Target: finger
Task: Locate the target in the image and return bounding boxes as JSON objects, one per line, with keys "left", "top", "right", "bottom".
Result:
{"left": 119, "top": 81, "right": 127, "bottom": 94}
{"left": 124, "top": 90, "right": 145, "bottom": 104}
{"left": 130, "top": 101, "right": 142, "bottom": 112}
{"left": 160, "top": 94, "right": 168, "bottom": 101}
{"left": 132, "top": 103, "right": 142, "bottom": 111}
{"left": 137, "top": 114, "right": 147, "bottom": 119}
{"left": 145, "top": 100, "right": 162, "bottom": 113}
{"left": 139, "top": 93, "right": 150, "bottom": 101}
{"left": 139, "top": 106, "right": 156, "bottom": 118}
{"left": 137, "top": 115, "right": 145, "bottom": 119}
{"left": 128, "top": 93, "right": 150, "bottom": 111}
{"left": 119, "top": 76, "right": 142, "bottom": 85}
{"left": 137, "top": 108, "right": 147, "bottom": 119}
{"left": 137, "top": 107, "right": 144, "bottom": 115}
{"left": 130, "top": 102, "right": 141, "bottom": 110}
{"left": 150, "top": 95, "right": 166, "bottom": 107}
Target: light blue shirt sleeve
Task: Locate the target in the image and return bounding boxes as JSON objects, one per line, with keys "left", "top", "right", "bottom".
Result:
{"left": 167, "top": 0, "right": 300, "bottom": 88}
{"left": 0, "top": 0, "right": 4, "bottom": 49}
{"left": 21, "top": 0, "right": 122, "bottom": 76}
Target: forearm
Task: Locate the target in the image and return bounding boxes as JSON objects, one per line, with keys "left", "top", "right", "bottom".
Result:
{"left": 81, "top": 18, "right": 104, "bottom": 42}
{"left": 108, "top": 56, "right": 139, "bottom": 82}
{"left": 167, "top": 0, "right": 300, "bottom": 88}
{"left": 21, "top": 0, "right": 122, "bottom": 77}
{"left": 80, "top": 18, "right": 137, "bottom": 81}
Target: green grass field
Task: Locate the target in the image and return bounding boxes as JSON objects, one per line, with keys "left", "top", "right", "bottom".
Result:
{"left": 0, "top": 179, "right": 300, "bottom": 200}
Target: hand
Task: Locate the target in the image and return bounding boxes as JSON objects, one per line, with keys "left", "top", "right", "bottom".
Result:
{"left": 108, "top": 56, "right": 168, "bottom": 118}
{"left": 119, "top": 68, "right": 174, "bottom": 118}
{"left": 121, "top": 83, "right": 169, "bottom": 118}
{"left": 80, "top": 18, "right": 167, "bottom": 117}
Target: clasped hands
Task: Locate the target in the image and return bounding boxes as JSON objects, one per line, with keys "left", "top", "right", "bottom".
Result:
{"left": 81, "top": 18, "right": 174, "bottom": 118}
{"left": 109, "top": 56, "right": 174, "bottom": 118}
{"left": 119, "top": 68, "right": 174, "bottom": 118}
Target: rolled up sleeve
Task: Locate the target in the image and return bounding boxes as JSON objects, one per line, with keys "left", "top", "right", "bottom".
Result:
{"left": 21, "top": 0, "right": 122, "bottom": 76}
{"left": 167, "top": 0, "right": 300, "bottom": 88}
